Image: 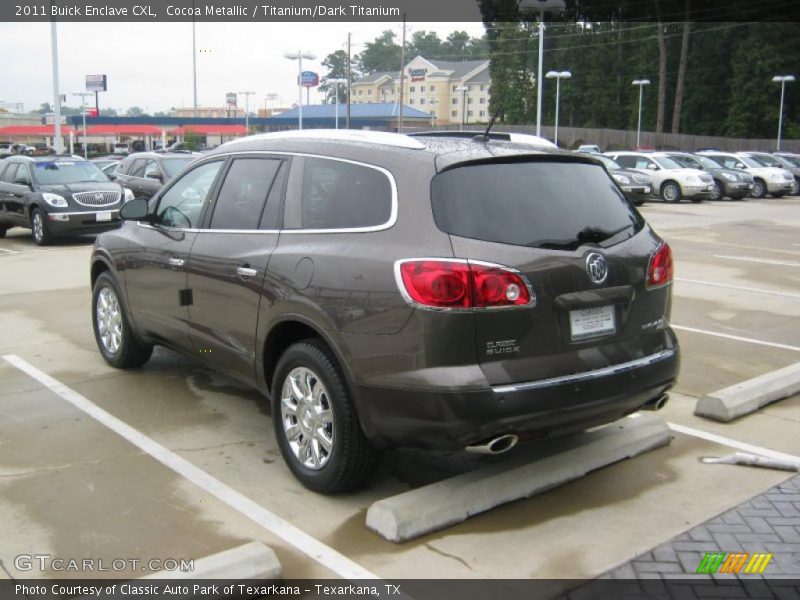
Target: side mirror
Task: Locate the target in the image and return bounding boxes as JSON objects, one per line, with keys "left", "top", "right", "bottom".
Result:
{"left": 146, "top": 172, "right": 162, "bottom": 181}
{"left": 119, "top": 198, "right": 150, "bottom": 221}
{"left": 735, "top": 163, "right": 745, "bottom": 169}
{"left": 647, "top": 163, "right": 658, "bottom": 170}
{"left": 14, "top": 176, "right": 30, "bottom": 187}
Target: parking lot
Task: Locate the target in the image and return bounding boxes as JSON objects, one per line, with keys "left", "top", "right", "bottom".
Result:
{"left": 1, "top": 195, "right": 799, "bottom": 586}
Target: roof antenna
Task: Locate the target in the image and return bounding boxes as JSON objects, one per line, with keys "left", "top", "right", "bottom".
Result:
{"left": 474, "top": 108, "right": 503, "bottom": 142}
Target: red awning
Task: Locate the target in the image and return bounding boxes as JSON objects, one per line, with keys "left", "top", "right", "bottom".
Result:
{"left": 0, "top": 125, "right": 75, "bottom": 136}
{"left": 169, "top": 124, "right": 248, "bottom": 135}
{"left": 85, "top": 124, "right": 164, "bottom": 135}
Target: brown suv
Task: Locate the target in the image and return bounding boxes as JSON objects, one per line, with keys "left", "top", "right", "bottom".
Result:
{"left": 90, "top": 130, "right": 679, "bottom": 493}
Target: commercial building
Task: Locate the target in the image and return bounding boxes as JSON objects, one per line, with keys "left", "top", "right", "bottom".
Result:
{"left": 350, "top": 56, "right": 491, "bottom": 125}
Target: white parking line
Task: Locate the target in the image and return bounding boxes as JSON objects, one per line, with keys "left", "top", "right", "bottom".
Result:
{"left": 0, "top": 247, "right": 19, "bottom": 255}
{"left": 668, "top": 422, "right": 800, "bottom": 463}
{"left": 672, "top": 325, "right": 800, "bottom": 352}
{"left": 675, "top": 278, "right": 800, "bottom": 299}
{"left": 714, "top": 255, "right": 800, "bottom": 268}
{"left": 1, "top": 354, "right": 379, "bottom": 581}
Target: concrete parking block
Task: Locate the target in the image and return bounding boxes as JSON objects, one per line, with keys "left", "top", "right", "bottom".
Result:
{"left": 140, "top": 541, "right": 281, "bottom": 580}
{"left": 366, "top": 413, "right": 672, "bottom": 542}
{"left": 695, "top": 362, "right": 800, "bottom": 422}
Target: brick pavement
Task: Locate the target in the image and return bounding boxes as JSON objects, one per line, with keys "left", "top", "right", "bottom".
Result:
{"left": 565, "top": 474, "right": 800, "bottom": 599}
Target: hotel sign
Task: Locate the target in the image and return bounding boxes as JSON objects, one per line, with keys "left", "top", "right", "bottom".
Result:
{"left": 409, "top": 68, "right": 427, "bottom": 82}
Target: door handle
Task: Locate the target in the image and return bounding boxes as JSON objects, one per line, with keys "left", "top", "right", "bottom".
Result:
{"left": 236, "top": 266, "right": 258, "bottom": 279}
{"left": 167, "top": 257, "right": 185, "bottom": 268}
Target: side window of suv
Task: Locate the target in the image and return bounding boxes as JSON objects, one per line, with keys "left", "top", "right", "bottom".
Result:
{"left": 634, "top": 158, "right": 654, "bottom": 170}
{"left": 155, "top": 161, "right": 223, "bottom": 229}
{"left": 299, "top": 158, "right": 392, "bottom": 230}
{"left": 129, "top": 159, "right": 147, "bottom": 178}
{"left": 1, "top": 164, "right": 18, "bottom": 183}
{"left": 614, "top": 155, "right": 635, "bottom": 168}
{"left": 143, "top": 160, "right": 160, "bottom": 179}
{"left": 15, "top": 164, "right": 31, "bottom": 185}
{"left": 209, "top": 158, "right": 283, "bottom": 230}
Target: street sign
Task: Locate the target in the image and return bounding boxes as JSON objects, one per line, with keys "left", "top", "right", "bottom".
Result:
{"left": 85, "top": 74, "right": 107, "bottom": 92}
{"left": 299, "top": 71, "right": 319, "bottom": 88}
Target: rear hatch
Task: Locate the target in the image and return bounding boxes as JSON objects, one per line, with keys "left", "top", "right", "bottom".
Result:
{"left": 430, "top": 156, "right": 673, "bottom": 386}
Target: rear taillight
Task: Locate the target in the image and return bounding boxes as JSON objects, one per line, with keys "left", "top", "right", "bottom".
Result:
{"left": 396, "top": 259, "right": 533, "bottom": 310}
{"left": 647, "top": 243, "right": 673, "bottom": 289}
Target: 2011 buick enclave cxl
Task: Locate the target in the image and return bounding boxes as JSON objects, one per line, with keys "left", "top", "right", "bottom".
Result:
{"left": 89, "top": 130, "right": 680, "bottom": 493}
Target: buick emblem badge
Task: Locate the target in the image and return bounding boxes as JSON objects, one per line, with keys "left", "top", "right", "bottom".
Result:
{"left": 95, "top": 193, "right": 103, "bottom": 200}
{"left": 586, "top": 253, "right": 608, "bottom": 285}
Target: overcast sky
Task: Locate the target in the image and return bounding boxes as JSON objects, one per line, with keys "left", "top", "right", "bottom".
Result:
{"left": 0, "top": 21, "right": 485, "bottom": 114}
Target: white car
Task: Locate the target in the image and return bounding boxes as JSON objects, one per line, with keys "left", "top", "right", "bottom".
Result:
{"left": 605, "top": 151, "right": 713, "bottom": 202}
{"left": 698, "top": 152, "right": 794, "bottom": 198}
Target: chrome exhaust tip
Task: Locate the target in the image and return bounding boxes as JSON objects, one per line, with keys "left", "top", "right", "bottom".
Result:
{"left": 641, "top": 393, "right": 669, "bottom": 411}
{"left": 465, "top": 433, "right": 519, "bottom": 455}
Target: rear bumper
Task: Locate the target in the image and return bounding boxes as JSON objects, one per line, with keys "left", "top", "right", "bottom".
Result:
{"left": 356, "top": 346, "right": 680, "bottom": 450}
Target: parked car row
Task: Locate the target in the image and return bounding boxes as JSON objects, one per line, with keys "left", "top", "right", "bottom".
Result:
{"left": 577, "top": 147, "right": 798, "bottom": 202}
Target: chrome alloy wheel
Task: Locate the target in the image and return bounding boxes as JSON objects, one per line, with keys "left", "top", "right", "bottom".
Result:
{"left": 96, "top": 286, "right": 123, "bottom": 355}
{"left": 32, "top": 211, "right": 44, "bottom": 242}
{"left": 280, "top": 366, "right": 334, "bottom": 470}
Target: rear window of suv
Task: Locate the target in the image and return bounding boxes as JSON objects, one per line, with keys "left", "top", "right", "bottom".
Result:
{"left": 431, "top": 160, "right": 644, "bottom": 250}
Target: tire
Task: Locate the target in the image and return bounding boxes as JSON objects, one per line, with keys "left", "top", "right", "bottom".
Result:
{"left": 272, "top": 339, "right": 377, "bottom": 493}
{"left": 92, "top": 271, "right": 153, "bottom": 368}
{"left": 661, "top": 181, "right": 682, "bottom": 203}
{"left": 751, "top": 179, "right": 767, "bottom": 199}
{"left": 710, "top": 180, "right": 724, "bottom": 201}
{"left": 0, "top": 226, "right": 7, "bottom": 239}
{"left": 30, "top": 207, "right": 51, "bottom": 245}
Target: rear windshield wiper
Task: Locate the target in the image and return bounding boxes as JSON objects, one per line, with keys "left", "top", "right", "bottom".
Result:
{"left": 576, "top": 223, "right": 634, "bottom": 244}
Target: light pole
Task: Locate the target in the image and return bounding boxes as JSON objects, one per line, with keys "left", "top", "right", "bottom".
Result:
{"left": 518, "top": 0, "right": 566, "bottom": 137}
{"left": 326, "top": 78, "right": 347, "bottom": 129}
{"left": 237, "top": 91, "right": 254, "bottom": 133}
{"left": 772, "top": 75, "right": 795, "bottom": 151}
{"left": 428, "top": 97, "right": 438, "bottom": 127}
{"left": 284, "top": 50, "right": 316, "bottom": 130}
{"left": 632, "top": 79, "right": 651, "bottom": 149}
{"left": 545, "top": 70, "right": 571, "bottom": 147}
{"left": 456, "top": 86, "right": 468, "bottom": 131}
{"left": 72, "top": 92, "right": 93, "bottom": 159}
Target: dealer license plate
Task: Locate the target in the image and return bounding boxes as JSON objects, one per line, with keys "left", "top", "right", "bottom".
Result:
{"left": 96, "top": 211, "right": 112, "bottom": 222}
{"left": 570, "top": 305, "right": 616, "bottom": 341}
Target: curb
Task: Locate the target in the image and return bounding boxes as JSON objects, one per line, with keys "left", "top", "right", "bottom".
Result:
{"left": 695, "top": 362, "right": 800, "bottom": 422}
{"left": 366, "top": 413, "right": 672, "bottom": 542}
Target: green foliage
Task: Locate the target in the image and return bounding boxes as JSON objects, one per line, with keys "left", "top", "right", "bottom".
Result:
{"left": 319, "top": 50, "right": 354, "bottom": 103}
{"left": 126, "top": 106, "right": 146, "bottom": 117}
{"left": 182, "top": 131, "right": 203, "bottom": 151}
{"left": 358, "top": 30, "right": 402, "bottom": 73}
{"left": 480, "top": 18, "right": 798, "bottom": 139}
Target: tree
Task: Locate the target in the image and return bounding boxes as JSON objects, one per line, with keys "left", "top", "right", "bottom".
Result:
{"left": 100, "top": 108, "right": 118, "bottom": 117}
{"left": 319, "top": 50, "right": 354, "bottom": 103}
{"left": 357, "top": 30, "right": 402, "bottom": 73}
{"left": 126, "top": 106, "right": 146, "bottom": 117}
{"left": 408, "top": 31, "right": 443, "bottom": 59}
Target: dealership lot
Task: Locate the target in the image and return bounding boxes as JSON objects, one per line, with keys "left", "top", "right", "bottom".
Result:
{"left": 1, "top": 197, "right": 799, "bottom": 583}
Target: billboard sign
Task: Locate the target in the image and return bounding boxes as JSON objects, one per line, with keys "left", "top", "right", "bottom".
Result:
{"left": 85, "top": 74, "right": 107, "bottom": 92}
{"left": 299, "top": 71, "right": 319, "bottom": 88}
{"left": 225, "top": 93, "right": 237, "bottom": 108}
